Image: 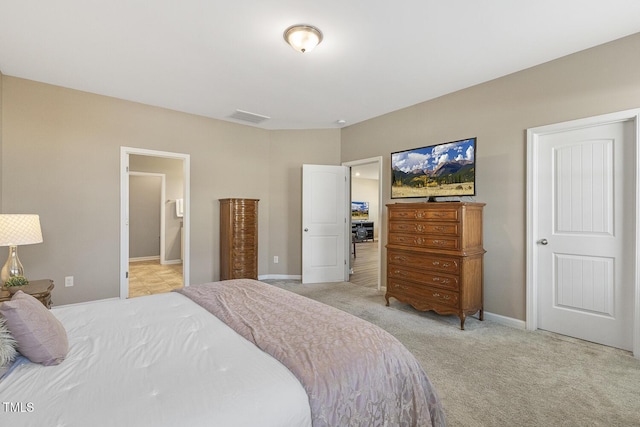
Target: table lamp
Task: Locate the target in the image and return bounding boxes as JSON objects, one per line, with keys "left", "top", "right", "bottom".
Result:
{"left": 0, "top": 214, "right": 43, "bottom": 284}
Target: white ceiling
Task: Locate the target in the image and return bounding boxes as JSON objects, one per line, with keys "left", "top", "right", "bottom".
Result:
{"left": 1, "top": 1, "right": 639, "bottom": 130}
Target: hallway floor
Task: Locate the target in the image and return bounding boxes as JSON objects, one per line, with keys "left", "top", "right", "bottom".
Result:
{"left": 350, "top": 240, "right": 380, "bottom": 288}
{"left": 128, "top": 260, "right": 183, "bottom": 298}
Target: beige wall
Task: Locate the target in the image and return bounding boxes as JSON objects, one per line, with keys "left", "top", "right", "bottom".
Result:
{"left": 129, "top": 174, "right": 163, "bottom": 258}
{"left": 1, "top": 77, "right": 340, "bottom": 304}
{"left": 267, "top": 130, "right": 341, "bottom": 276}
{"left": 341, "top": 33, "right": 640, "bottom": 321}
{"left": 130, "top": 155, "right": 184, "bottom": 261}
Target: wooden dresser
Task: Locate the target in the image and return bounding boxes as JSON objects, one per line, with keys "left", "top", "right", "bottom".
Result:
{"left": 219, "top": 198, "right": 259, "bottom": 280}
{"left": 385, "top": 202, "right": 485, "bottom": 329}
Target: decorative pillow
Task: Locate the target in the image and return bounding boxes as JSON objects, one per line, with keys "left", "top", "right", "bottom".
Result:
{"left": 0, "top": 316, "right": 18, "bottom": 367}
{"left": 0, "top": 291, "right": 68, "bottom": 366}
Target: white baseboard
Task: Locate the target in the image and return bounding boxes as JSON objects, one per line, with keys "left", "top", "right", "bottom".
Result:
{"left": 258, "top": 274, "right": 302, "bottom": 280}
{"left": 129, "top": 256, "right": 160, "bottom": 262}
{"left": 129, "top": 257, "right": 182, "bottom": 265}
{"left": 484, "top": 311, "right": 526, "bottom": 329}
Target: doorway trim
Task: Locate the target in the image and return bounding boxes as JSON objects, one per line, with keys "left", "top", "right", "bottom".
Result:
{"left": 120, "top": 147, "right": 191, "bottom": 299}
{"left": 526, "top": 108, "right": 640, "bottom": 358}
{"left": 343, "top": 156, "right": 383, "bottom": 290}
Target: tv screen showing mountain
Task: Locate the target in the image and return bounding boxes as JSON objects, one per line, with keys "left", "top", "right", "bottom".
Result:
{"left": 391, "top": 137, "right": 476, "bottom": 199}
{"left": 351, "top": 201, "right": 369, "bottom": 220}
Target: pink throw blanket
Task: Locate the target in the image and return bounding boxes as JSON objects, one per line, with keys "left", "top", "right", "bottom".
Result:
{"left": 178, "top": 279, "right": 445, "bottom": 427}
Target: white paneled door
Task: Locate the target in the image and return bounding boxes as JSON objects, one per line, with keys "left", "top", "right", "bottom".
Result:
{"left": 536, "top": 120, "right": 634, "bottom": 350}
{"left": 302, "top": 165, "right": 349, "bottom": 284}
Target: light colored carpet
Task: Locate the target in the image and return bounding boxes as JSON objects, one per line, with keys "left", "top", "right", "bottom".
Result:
{"left": 263, "top": 279, "right": 640, "bottom": 427}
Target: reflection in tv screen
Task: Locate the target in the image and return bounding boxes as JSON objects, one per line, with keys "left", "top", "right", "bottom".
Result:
{"left": 351, "top": 201, "right": 369, "bottom": 220}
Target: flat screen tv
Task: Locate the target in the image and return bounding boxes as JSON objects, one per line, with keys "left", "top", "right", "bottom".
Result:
{"left": 391, "top": 137, "right": 476, "bottom": 199}
{"left": 351, "top": 201, "right": 369, "bottom": 220}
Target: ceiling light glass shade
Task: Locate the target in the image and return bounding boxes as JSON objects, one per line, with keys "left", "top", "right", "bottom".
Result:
{"left": 283, "top": 25, "right": 323, "bottom": 53}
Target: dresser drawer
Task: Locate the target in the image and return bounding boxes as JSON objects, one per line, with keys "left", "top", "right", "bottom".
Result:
{"left": 389, "top": 208, "right": 460, "bottom": 222}
{"left": 232, "top": 247, "right": 256, "bottom": 258}
{"left": 388, "top": 266, "right": 459, "bottom": 291}
{"left": 230, "top": 269, "right": 257, "bottom": 280}
{"left": 388, "top": 233, "right": 460, "bottom": 251}
{"left": 388, "top": 250, "right": 461, "bottom": 274}
{"left": 231, "top": 234, "right": 257, "bottom": 247}
{"left": 232, "top": 221, "right": 257, "bottom": 232}
{"left": 389, "top": 221, "right": 459, "bottom": 236}
{"left": 386, "top": 279, "right": 423, "bottom": 303}
{"left": 387, "top": 279, "right": 459, "bottom": 308}
{"left": 423, "top": 287, "right": 459, "bottom": 308}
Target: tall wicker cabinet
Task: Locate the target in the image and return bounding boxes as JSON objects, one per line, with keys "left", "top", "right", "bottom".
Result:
{"left": 219, "top": 198, "right": 259, "bottom": 280}
{"left": 385, "top": 202, "right": 485, "bottom": 329}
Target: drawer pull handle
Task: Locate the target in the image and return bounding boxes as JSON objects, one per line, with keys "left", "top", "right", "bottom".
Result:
{"left": 433, "top": 226, "right": 446, "bottom": 232}
{"left": 432, "top": 277, "right": 450, "bottom": 284}
{"left": 432, "top": 261, "right": 451, "bottom": 268}
{"left": 393, "top": 270, "right": 408, "bottom": 277}
{"left": 394, "top": 283, "right": 409, "bottom": 291}
{"left": 393, "top": 256, "right": 408, "bottom": 262}
{"left": 415, "top": 212, "right": 425, "bottom": 219}
{"left": 432, "top": 292, "right": 451, "bottom": 300}
{"left": 432, "top": 240, "right": 447, "bottom": 246}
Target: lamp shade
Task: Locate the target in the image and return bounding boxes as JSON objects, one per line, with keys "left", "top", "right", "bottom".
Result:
{"left": 0, "top": 215, "right": 43, "bottom": 246}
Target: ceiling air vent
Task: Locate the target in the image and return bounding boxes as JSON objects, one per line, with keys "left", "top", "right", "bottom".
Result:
{"left": 229, "top": 109, "right": 270, "bottom": 124}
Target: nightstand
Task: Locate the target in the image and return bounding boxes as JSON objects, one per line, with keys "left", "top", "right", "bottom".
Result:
{"left": 0, "top": 279, "right": 55, "bottom": 308}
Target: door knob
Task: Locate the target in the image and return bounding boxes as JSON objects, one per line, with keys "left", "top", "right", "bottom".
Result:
{"left": 537, "top": 238, "right": 548, "bottom": 245}
{"left": 304, "top": 228, "right": 309, "bottom": 232}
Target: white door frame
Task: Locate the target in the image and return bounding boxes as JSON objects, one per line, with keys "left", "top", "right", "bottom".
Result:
{"left": 343, "top": 156, "right": 383, "bottom": 291}
{"left": 129, "top": 172, "right": 166, "bottom": 263}
{"left": 120, "top": 147, "right": 190, "bottom": 299}
{"left": 526, "top": 109, "right": 640, "bottom": 358}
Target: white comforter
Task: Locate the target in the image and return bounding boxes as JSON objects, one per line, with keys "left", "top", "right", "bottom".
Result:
{"left": 0, "top": 292, "right": 312, "bottom": 427}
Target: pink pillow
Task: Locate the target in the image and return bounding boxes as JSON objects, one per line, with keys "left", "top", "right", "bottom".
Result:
{"left": 0, "top": 290, "right": 68, "bottom": 365}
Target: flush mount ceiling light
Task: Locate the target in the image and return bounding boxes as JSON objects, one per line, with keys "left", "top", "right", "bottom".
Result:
{"left": 283, "top": 24, "right": 323, "bottom": 53}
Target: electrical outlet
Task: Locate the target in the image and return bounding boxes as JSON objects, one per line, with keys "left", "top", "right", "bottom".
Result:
{"left": 273, "top": 256, "right": 279, "bottom": 264}
{"left": 65, "top": 276, "right": 74, "bottom": 287}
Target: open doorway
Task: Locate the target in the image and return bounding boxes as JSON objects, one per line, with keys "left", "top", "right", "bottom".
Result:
{"left": 128, "top": 165, "right": 182, "bottom": 297}
{"left": 343, "top": 157, "right": 383, "bottom": 290}
{"left": 120, "top": 147, "right": 190, "bottom": 299}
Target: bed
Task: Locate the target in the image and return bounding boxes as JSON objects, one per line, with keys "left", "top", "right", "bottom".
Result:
{"left": 0, "top": 279, "right": 445, "bottom": 427}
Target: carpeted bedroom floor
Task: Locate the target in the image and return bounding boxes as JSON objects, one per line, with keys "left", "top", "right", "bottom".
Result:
{"left": 263, "top": 279, "right": 640, "bottom": 427}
